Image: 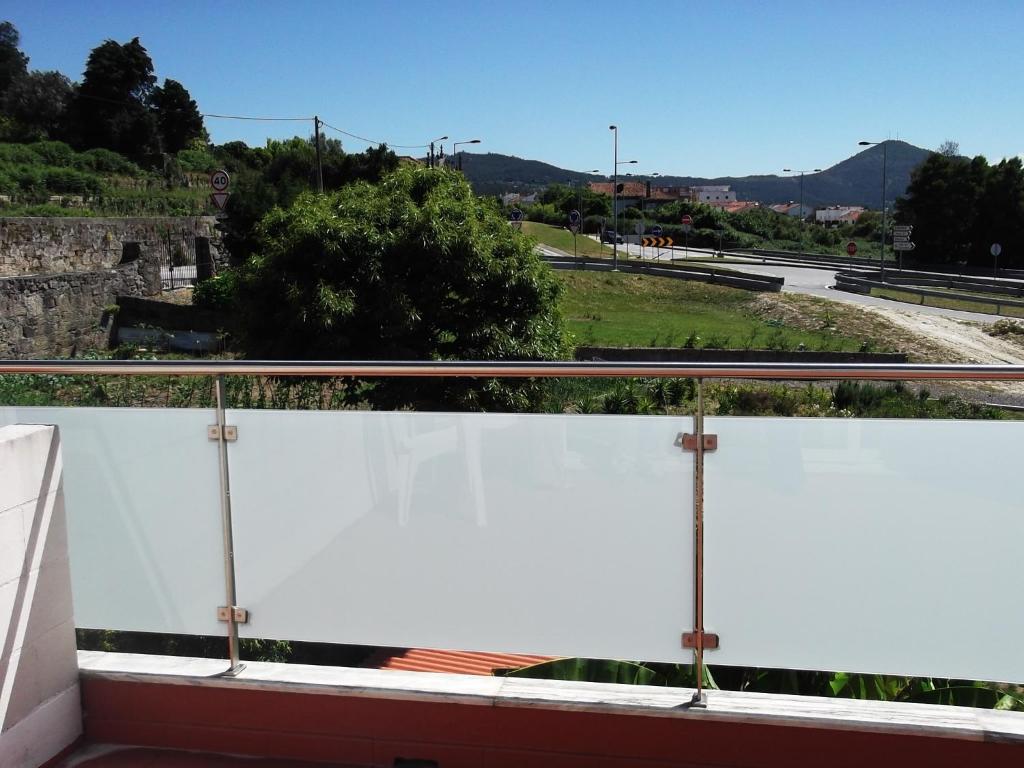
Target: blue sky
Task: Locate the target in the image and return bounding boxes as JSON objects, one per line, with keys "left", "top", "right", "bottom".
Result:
{"left": 6, "top": 1, "right": 1023, "bottom": 177}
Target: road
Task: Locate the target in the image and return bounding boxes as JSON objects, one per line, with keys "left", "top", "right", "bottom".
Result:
{"left": 588, "top": 239, "right": 1000, "bottom": 323}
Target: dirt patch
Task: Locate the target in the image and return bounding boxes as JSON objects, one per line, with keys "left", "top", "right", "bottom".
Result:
{"left": 753, "top": 293, "right": 1024, "bottom": 404}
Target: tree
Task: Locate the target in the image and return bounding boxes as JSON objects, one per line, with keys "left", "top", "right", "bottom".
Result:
{"left": 0, "top": 70, "right": 72, "bottom": 140}
{"left": 151, "top": 78, "right": 204, "bottom": 154}
{"left": 218, "top": 136, "right": 399, "bottom": 262}
{"left": 69, "top": 37, "right": 158, "bottom": 160}
{"left": 0, "top": 21, "right": 28, "bottom": 98}
{"left": 232, "top": 165, "right": 566, "bottom": 410}
{"left": 938, "top": 140, "right": 960, "bottom": 158}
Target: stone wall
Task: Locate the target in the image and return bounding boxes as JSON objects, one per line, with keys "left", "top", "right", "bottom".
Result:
{"left": 0, "top": 216, "right": 221, "bottom": 277}
{"left": 0, "top": 254, "right": 160, "bottom": 358}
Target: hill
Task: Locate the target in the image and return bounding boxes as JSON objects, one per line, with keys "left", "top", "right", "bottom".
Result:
{"left": 457, "top": 141, "right": 932, "bottom": 208}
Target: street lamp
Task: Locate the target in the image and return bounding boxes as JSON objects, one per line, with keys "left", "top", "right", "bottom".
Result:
{"left": 569, "top": 171, "right": 601, "bottom": 220}
{"left": 452, "top": 139, "right": 481, "bottom": 170}
{"left": 602, "top": 125, "right": 634, "bottom": 268}
{"left": 859, "top": 140, "right": 888, "bottom": 280}
{"left": 782, "top": 168, "right": 821, "bottom": 227}
{"left": 429, "top": 135, "right": 448, "bottom": 168}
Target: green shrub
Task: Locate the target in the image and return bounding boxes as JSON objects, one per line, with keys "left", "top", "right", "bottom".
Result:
{"left": 193, "top": 270, "right": 239, "bottom": 311}
{"left": 28, "top": 140, "right": 76, "bottom": 167}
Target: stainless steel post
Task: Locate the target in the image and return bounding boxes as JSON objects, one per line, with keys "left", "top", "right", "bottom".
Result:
{"left": 690, "top": 377, "right": 708, "bottom": 706}
{"left": 215, "top": 375, "right": 245, "bottom": 676}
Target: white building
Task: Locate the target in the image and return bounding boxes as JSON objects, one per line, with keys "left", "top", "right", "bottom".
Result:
{"left": 692, "top": 185, "right": 737, "bottom": 203}
{"left": 815, "top": 206, "right": 865, "bottom": 226}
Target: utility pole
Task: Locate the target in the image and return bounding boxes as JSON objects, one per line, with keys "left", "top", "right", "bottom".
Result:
{"left": 313, "top": 116, "right": 324, "bottom": 193}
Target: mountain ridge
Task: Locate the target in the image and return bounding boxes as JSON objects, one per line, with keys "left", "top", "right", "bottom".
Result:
{"left": 456, "top": 140, "right": 932, "bottom": 208}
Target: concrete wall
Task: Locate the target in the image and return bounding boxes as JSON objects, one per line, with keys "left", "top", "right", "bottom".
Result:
{"left": 0, "top": 217, "right": 220, "bottom": 278}
{"left": 0, "top": 426, "right": 82, "bottom": 768}
{"left": 0, "top": 255, "right": 160, "bottom": 358}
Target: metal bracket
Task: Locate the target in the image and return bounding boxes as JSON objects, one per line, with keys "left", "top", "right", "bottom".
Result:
{"left": 217, "top": 606, "right": 249, "bottom": 624}
{"left": 680, "top": 433, "right": 717, "bottom": 452}
{"left": 681, "top": 631, "right": 720, "bottom": 650}
{"left": 207, "top": 425, "right": 238, "bottom": 442}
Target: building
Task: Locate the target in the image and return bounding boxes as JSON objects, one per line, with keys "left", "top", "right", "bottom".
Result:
{"left": 691, "top": 185, "right": 737, "bottom": 203}
{"left": 707, "top": 200, "right": 760, "bottom": 214}
{"left": 770, "top": 202, "right": 813, "bottom": 219}
{"left": 816, "top": 205, "right": 865, "bottom": 225}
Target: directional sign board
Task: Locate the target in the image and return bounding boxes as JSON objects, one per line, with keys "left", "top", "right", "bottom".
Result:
{"left": 641, "top": 236, "right": 674, "bottom": 248}
{"left": 210, "top": 169, "right": 230, "bottom": 192}
{"left": 846, "top": 242, "right": 857, "bottom": 256}
{"left": 893, "top": 241, "right": 915, "bottom": 251}
{"left": 991, "top": 243, "right": 1003, "bottom": 257}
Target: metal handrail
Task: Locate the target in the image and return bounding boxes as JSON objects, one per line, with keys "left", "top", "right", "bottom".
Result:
{"left": 3, "top": 359, "right": 1024, "bottom": 380}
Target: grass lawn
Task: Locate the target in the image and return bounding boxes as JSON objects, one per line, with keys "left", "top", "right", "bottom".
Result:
{"left": 870, "top": 287, "right": 1024, "bottom": 318}
{"left": 522, "top": 221, "right": 613, "bottom": 258}
{"left": 558, "top": 271, "right": 868, "bottom": 351}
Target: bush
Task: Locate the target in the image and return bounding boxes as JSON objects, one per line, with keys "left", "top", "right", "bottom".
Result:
{"left": 43, "top": 167, "right": 101, "bottom": 194}
{"left": 192, "top": 270, "right": 239, "bottom": 311}
{"left": 234, "top": 166, "right": 567, "bottom": 411}
{"left": 27, "top": 140, "right": 76, "bottom": 167}
{"left": 74, "top": 147, "right": 143, "bottom": 176}
{"left": 177, "top": 147, "right": 218, "bottom": 173}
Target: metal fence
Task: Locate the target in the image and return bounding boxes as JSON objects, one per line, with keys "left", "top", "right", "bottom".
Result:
{"left": 159, "top": 229, "right": 198, "bottom": 289}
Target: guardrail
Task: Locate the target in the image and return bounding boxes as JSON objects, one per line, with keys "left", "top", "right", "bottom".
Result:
{"left": 539, "top": 253, "right": 783, "bottom": 292}
{"left": 834, "top": 272, "right": 1024, "bottom": 313}
{"left": 3, "top": 359, "right": 1024, "bottom": 707}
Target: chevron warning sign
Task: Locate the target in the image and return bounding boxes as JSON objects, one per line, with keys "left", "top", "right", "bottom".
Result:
{"left": 641, "top": 236, "right": 674, "bottom": 247}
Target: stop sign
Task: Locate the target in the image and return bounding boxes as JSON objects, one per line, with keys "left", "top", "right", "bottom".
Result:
{"left": 681, "top": 214, "right": 693, "bottom": 226}
{"left": 846, "top": 241, "right": 857, "bottom": 256}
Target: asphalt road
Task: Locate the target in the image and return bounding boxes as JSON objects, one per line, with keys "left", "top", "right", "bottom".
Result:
{"left": 587, "top": 239, "right": 1000, "bottom": 323}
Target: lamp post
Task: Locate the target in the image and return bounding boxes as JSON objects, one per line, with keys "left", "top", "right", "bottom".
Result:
{"left": 569, "top": 172, "right": 601, "bottom": 221}
{"left": 859, "top": 140, "right": 888, "bottom": 281}
{"left": 452, "top": 139, "right": 481, "bottom": 170}
{"left": 782, "top": 168, "right": 822, "bottom": 227}
{"left": 429, "top": 135, "right": 448, "bottom": 168}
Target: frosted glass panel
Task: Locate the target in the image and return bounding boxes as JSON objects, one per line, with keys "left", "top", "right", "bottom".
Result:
{"left": 0, "top": 407, "right": 224, "bottom": 635}
{"left": 229, "top": 410, "right": 693, "bottom": 661}
{"left": 705, "top": 417, "right": 1024, "bottom": 683}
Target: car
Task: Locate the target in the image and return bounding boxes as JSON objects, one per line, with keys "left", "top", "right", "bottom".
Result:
{"left": 600, "top": 229, "right": 623, "bottom": 244}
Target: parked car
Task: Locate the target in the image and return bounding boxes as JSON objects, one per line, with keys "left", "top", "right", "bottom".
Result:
{"left": 601, "top": 229, "right": 623, "bottom": 244}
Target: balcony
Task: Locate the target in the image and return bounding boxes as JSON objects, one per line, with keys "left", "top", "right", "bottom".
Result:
{"left": 2, "top": 360, "right": 1024, "bottom": 767}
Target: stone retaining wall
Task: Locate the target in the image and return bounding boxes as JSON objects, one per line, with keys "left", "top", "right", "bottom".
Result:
{"left": 0, "top": 217, "right": 220, "bottom": 277}
{"left": 0, "top": 254, "right": 160, "bottom": 358}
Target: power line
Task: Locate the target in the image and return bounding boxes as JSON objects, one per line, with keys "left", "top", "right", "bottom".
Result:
{"left": 319, "top": 120, "right": 429, "bottom": 149}
{"left": 202, "top": 113, "right": 313, "bottom": 122}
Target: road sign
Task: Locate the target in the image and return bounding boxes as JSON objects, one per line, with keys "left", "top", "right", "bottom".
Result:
{"left": 681, "top": 214, "right": 693, "bottom": 226}
{"left": 210, "top": 169, "right": 230, "bottom": 192}
{"left": 893, "top": 235, "right": 912, "bottom": 243}
{"left": 510, "top": 208, "right": 523, "bottom": 221}
{"left": 846, "top": 242, "right": 857, "bottom": 256}
{"left": 641, "top": 236, "right": 674, "bottom": 248}
{"left": 893, "top": 226, "right": 913, "bottom": 233}
{"left": 650, "top": 226, "right": 663, "bottom": 236}
{"left": 893, "top": 241, "right": 915, "bottom": 251}
{"left": 634, "top": 221, "right": 645, "bottom": 236}
{"left": 681, "top": 224, "right": 694, "bottom": 234}
{"left": 568, "top": 209, "right": 581, "bottom": 234}
{"left": 210, "top": 192, "right": 230, "bottom": 210}
{"left": 991, "top": 243, "right": 1003, "bottom": 257}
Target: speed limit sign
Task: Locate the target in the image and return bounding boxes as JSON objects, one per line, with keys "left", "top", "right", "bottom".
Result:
{"left": 210, "top": 169, "right": 230, "bottom": 192}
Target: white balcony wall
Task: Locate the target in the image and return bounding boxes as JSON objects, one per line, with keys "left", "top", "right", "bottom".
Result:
{"left": 704, "top": 416, "right": 1024, "bottom": 683}
{"left": 0, "top": 408, "right": 224, "bottom": 637}
{"left": 227, "top": 410, "right": 695, "bottom": 662}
